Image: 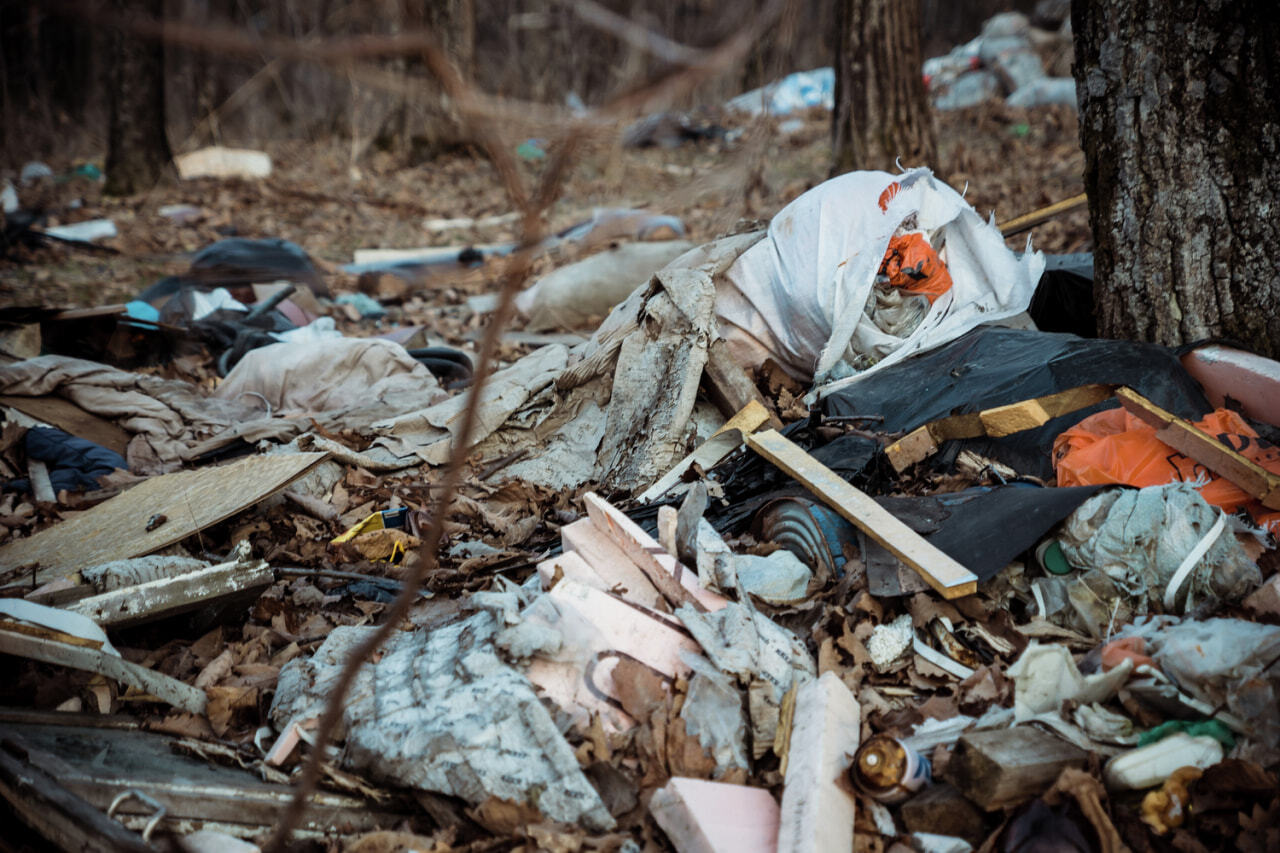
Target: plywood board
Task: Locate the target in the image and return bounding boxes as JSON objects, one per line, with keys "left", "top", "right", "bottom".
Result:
{"left": 0, "top": 452, "right": 327, "bottom": 577}
{"left": 746, "top": 430, "right": 977, "bottom": 598}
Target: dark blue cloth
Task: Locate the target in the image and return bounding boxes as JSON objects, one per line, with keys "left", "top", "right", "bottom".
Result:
{"left": 6, "top": 427, "right": 127, "bottom": 494}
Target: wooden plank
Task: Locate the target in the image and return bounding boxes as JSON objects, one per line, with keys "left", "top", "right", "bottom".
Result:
{"left": 943, "top": 726, "right": 1088, "bottom": 811}
{"left": 776, "top": 672, "right": 860, "bottom": 853}
{"left": 0, "top": 452, "right": 327, "bottom": 579}
{"left": 0, "top": 744, "right": 154, "bottom": 853}
{"left": 997, "top": 192, "right": 1088, "bottom": 238}
{"left": 65, "top": 558, "right": 274, "bottom": 628}
{"left": 1116, "top": 386, "right": 1280, "bottom": 510}
{"left": 0, "top": 396, "right": 132, "bottom": 456}
{"left": 0, "top": 630, "right": 207, "bottom": 715}
{"left": 884, "top": 384, "right": 1116, "bottom": 472}
{"left": 703, "top": 339, "right": 783, "bottom": 429}
{"left": 27, "top": 460, "right": 56, "bottom": 505}
{"left": 637, "top": 400, "right": 772, "bottom": 503}
{"left": 561, "top": 518, "right": 664, "bottom": 609}
{"left": 745, "top": 430, "right": 978, "bottom": 598}
{"left": 583, "top": 493, "right": 720, "bottom": 612}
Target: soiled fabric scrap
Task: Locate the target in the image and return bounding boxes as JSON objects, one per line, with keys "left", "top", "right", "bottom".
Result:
{"left": 676, "top": 599, "right": 815, "bottom": 758}
{"left": 0, "top": 355, "right": 266, "bottom": 472}
{"left": 215, "top": 337, "right": 443, "bottom": 416}
{"left": 1006, "top": 642, "right": 1132, "bottom": 721}
{"left": 270, "top": 612, "right": 614, "bottom": 830}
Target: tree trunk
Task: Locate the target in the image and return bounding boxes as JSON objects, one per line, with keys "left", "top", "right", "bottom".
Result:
{"left": 832, "top": 0, "right": 937, "bottom": 175}
{"left": 104, "top": 0, "right": 171, "bottom": 196}
{"left": 1073, "top": 0, "right": 1280, "bottom": 357}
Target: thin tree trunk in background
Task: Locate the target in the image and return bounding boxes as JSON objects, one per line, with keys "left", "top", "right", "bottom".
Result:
{"left": 832, "top": 0, "right": 937, "bottom": 175}
{"left": 1073, "top": 0, "right": 1280, "bottom": 357}
{"left": 104, "top": 0, "right": 171, "bottom": 195}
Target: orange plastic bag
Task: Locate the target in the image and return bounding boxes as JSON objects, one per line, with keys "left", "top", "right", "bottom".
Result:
{"left": 879, "top": 233, "right": 953, "bottom": 303}
{"left": 1054, "top": 407, "right": 1280, "bottom": 533}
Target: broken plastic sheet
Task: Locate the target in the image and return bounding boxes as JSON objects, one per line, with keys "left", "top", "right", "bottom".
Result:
{"left": 675, "top": 599, "right": 815, "bottom": 758}
{"left": 270, "top": 611, "right": 615, "bottom": 830}
{"left": 821, "top": 326, "right": 1212, "bottom": 478}
{"left": 1036, "top": 484, "right": 1262, "bottom": 638}
{"left": 715, "top": 168, "right": 1043, "bottom": 388}
{"left": 214, "top": 337, "right": 444, "bottom": 416}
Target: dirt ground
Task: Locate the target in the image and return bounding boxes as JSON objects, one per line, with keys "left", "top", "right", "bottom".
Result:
{"left": 0, "top": 101, "right": 1089, "bottom": 316}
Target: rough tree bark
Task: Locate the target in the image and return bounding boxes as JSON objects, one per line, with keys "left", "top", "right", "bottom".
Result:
{"left": 104, "top": 0, "right": 171, "bottom": 195}
{"left": 1073, "top": 0, "right": 1280, "bottom": 357}
{"left": 832, "top": 0, "right": 937, "bottom": 175}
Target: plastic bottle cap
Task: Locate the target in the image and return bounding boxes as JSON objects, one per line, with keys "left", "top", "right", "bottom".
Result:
{"left": 1037, "top": 539, "right": 1073, "bottom": 575}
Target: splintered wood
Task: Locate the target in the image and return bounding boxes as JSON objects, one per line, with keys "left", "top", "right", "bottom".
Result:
{"left": 0, "top": 452, "right": 327, "bottom": 577}
{"left": 745, "top": 430, "right": 978, "bottom": 598}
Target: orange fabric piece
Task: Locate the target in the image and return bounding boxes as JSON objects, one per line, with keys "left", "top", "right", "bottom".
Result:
{"left": 1100, "top": 637, "right": 1156, "bottom": 672}
{"left": 879, "top": 233, "right": 954, "bottom": 303}
{"left": 1054, "top": 407, "right": 1280, "bottom": 533}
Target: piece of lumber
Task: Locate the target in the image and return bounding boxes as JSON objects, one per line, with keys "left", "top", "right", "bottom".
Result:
{"left": 1116, "top": 386, "right": 1280, "bottom": 510}
{"left": 26, "top": 460, "right": 56, "bottom": 505}
{"left": 561, "top": 518, "right": 663, "bottom": 608}
{"left": 637, "top": 400, "right": 772, "bottom": 503}
{"left": 885, "top": 384, "right": 1116, "bottom": 472}
{"left": 997, "top": 192, "right": 1088, "bottom": 238}
{"left": 943, "top": 726, "right": 1088, "bottom": 811}
{"left": 0, "top": 629, "right": 207, "bottom": 715}
{"left": 583, "top": 493, "right": 724, "bottom": 612}
{"left": 745, "top": 430, "right": 978, "bottom": 598}
{"left": 535, "top": 549, "right": 611, "bottom": 593}
{"left": 0, "top": 742, "right": 153, "bottom": 853}
{"left": 776, "top": 671, "right": 860, "bottom": 853}
{"left": 0, "top": 452, "right": 327, "bottom": 580}
{"left": 64, "top": 557, "right": 273, "bottom": 628}
{"left": 650, "top": 777, "right": 780, "bottom": 853}
{"left": 703, "top": 339, "right": 783, "bottom": 429}
{"left": 0, "top": 396, "right": 132, "bottom": 457}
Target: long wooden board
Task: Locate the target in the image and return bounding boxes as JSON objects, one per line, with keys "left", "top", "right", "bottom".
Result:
{"left": 66, "top": 557, "right": 274, "bottom": 628}
{"left": 0, "top": 452, "right": 327, "bottom": 578}
{"left": 746, "top": 430, "right": 978, "bottom": 598}
{"left": 1116, "top": 386, "right": 1280, "bottom": 510}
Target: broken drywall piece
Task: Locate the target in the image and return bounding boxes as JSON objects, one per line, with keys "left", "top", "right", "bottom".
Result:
{"left": 777, "top": 671, "right": 860, "bottom": 853}
{"left": 650, "top": 777, "right": 780, "bottom": 853}
{"left": 0, "top": 598, "right": 118, "bottom": 655}
{"left": 1006, "top": 642, "right": 1133, "bottom": 721}
{"left": 175, "top": 146, "right": 272, "bottom": 179}
{"left": 695, "top": 519, "right": 811, "bottom": 604}
{"left": 270, "top": 612, "right": 614, "bottom": 830}
{"left": 82, "top": 554, "right": 210, "bottom": 592}
{"left": 680, "top": 651, "right": 750, "bottom": 775}
{"left": 677, "top": 599, "right": 815, "bottom": 758}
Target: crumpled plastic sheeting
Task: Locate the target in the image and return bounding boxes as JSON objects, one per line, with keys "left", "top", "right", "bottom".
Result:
{"left": 1048, "top": 484, "right": 1260, "bottom": 636}
{"left": 215, "top": 337, "right": 443, "bottom": 416}
{"left": 715, "top": 168, "right": 1042, "bottom": 388}
{"left": 270, "top": 612, "right": 615, "bottom": 830}
{"left": 1148, "top": 617, "right": 1280, "bottom": 748}
{"left": 0, "top": 355, "right": 270, "bottom": 473}
{"left": 675, "top": 599, "right": 815, "bottom": 758}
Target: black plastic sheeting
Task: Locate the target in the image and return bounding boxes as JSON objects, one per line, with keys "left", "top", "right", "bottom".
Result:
{"left": 5, "top": 427, "right": 127, "bottom": 494}
{"left": 1029, "top": 253, "right": 1095, "bottom": 338}
{"left": 139, "top": 238, "right": 329, "bottom": 305}
{"left": 821, "top": 326, "right": 1212, "bottom": 478}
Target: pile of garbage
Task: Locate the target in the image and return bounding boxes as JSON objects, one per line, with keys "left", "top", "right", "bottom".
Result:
{"left": 1, "top": 162, "right": 1278, "bottom": 853}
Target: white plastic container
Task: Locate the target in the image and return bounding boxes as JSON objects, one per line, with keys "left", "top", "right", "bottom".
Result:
{"left": 1103, "top": 733, "right": 1224, "bottom": 790}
